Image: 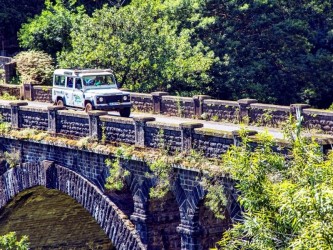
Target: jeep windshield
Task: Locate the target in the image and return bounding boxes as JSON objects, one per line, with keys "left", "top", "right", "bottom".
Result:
{"left": 82, "top": 75, "right": 117, "bottom": 88}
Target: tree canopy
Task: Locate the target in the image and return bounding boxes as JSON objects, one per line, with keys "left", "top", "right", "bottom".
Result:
{"left": 15, "top": 0, "right": 333, "bottom": 106}
{"left": 216, "top": 121, "right": 333, "bottom": 249}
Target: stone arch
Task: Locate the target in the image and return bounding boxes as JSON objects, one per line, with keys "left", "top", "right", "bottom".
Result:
{"left": 0, "top": 161, "right": 145, "bottom": 250}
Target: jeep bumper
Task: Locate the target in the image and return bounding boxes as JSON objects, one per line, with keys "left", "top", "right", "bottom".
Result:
{"left": 94, "top": 102, "right": 132, "bottom": 110}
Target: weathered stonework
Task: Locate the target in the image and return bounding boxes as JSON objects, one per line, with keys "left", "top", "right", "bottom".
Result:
{"left": 100, "top": 116, "right": 136, "bottom": 144}
{"left": 130, "top": 93, "right": 154, "bottom": 113}
{"left": 202, "top": 100, "right": 239, "bottom": 123}
{"left": 31, "top": 85, "right": 52, "bottom": 103}
{"left": 57, "top": 110, "right": 90, "bottom": 137}
{"left": 0, "top": 137, "right": 235, "bottom": 250}
{"left": 20, "top": 106, "right": 48, "bottom": 130}
{"left": 161, "top": 96, "right": 195, "bottom": 118}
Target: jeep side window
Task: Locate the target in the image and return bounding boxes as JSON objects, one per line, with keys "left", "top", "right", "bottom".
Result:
{"left": 54, "top": 75, "right": 65, "bottom": 87}
{"left": 67, "top": 77, "right": 73, "bottom": 88}
{"left": 75, "top": 79, "right": 82, "bottom": 90}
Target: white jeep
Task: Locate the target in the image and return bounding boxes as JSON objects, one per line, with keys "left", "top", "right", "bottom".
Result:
{"left": 52, "top": 69, "right": 132, "bottom": 117}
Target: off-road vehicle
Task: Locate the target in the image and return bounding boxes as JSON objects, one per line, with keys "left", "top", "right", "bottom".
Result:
{"left": 52, "top": 69, "right": 132, "bottom": 117}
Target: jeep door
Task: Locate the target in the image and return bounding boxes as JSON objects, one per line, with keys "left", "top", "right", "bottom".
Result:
{"left": 73, "top": 78, "right": 84, "bottom": 108}
{"left": 65, "top": 77, "right": 75, "bottom": 106}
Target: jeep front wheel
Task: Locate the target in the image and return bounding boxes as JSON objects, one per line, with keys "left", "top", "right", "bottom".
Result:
{"left": 85, "top": 102, "right": 93, "bottom": 112}
{"left": 119, "top": 107, "right": 131, "bottom": 117}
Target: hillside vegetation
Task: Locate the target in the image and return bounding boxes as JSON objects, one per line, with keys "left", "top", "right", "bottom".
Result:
{"left": 12, "top": 0, "right": 333, "bottom": 107}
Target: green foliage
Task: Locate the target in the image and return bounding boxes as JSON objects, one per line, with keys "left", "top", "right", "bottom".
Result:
{"left": 204, "top": 182, "right": 227, "bottom": 220}
{"left": 0, "top": 0, "right": 45, "bottom": 51}
{"left": 146, "top": 155, "right": 173, "bottom": 199}
{"left": 57, "top": 0, "right": 215, "bottom": 93}
{"left": 205, "top": 0, "right": 333, "bottom": 108}
{"left": 4, "top": 149, "right": 21, "bottom": 168}
{"left": 0, "top": 92, "right": 17, "bottom": 100}
{"left": 0, "top": 232, "right": 29, "bottom": 250}
{"left": 14, "top": 51, "right": 54, "bottom": 85}
{"left": 217, "top": 124, "right": 333, "bottom": 249}
{"left": 18, "top": 0, "right": 86, "bottom": 57}
{"left": 104, "top": 146, "right": 132, "bottom": 191}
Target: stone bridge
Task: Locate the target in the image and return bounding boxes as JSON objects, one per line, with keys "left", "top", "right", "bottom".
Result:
{"left": 0, "top": 99, "right": 332, "bottom": 249}
{"left": 0, "top": 136, "right": 238, "bottom": 249}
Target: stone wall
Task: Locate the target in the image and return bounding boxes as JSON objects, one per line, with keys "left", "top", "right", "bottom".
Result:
{"left": 145, "top": 122, "right": 182, "bottom": 152}
{"left": 161, "top": 96, "right": 195, "bottom": 118}
{"left": 32, "top": 85, "right": 52, "bottom": 103}
{"left": 202, "top": 100, "right": 239, "bottom": 122}
{"left": 57, "top": 110, "right": 90, "bottom": 138}
{"left": 130, "top": 93, "right": 154, "bottom": 113}
{"left": 4, "top": 86, "right": 333, "bottom": 134}
{"left": 0, "top": 104, "right": 11, "bottom": 122}
{"left": 193, "top": 129, "right": 235, "bottom": 158}
{"left": 20, "top": 106, "right": 48, "bottom": 131}
{"left": 249, "top": 103, "right": 290, "bottom": 127}
{"left": 0, "top": 84, "right": 20, "bottom": 98}
{"left": 100, "top": 116, "right": 136, "bottom": 144}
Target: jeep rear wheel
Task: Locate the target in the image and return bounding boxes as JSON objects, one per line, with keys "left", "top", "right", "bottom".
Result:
{"left": 57, "top": 98, "right": 64, "bottom": 107}
{"left": 119, "top": 107, "right": 131, "bottom": 117}
{"left": 85, "top": 102, "right": 93, "bottom": 112}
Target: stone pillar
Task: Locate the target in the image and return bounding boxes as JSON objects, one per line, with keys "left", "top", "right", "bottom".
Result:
{"left": 177, "top": 225, "right": 202, "bottom": 250}
{"left": 290, "top": 103, "right": 311, "bottom": 118}
{"left": 9, "top": 101, "right": 28, "bottom": 129}
{"left": 88, "top": 110, "right": 108, "bottom": 140}
{"left": 179, "top": 122, "right": 203, "bottom": 152}
{"left": 4, "top": 62, "right": 16, "bottom": 84}
{"left": 193, "top": 95, "right": 210, "bottom": 118}
{"left": 237, "top": 98, "right": 258, "bottom": 124}
{"left": 173, "top": 167, "right": 205, "bottom": 250}
{"left": 134, "top": 116, "right": 155, "bottom": 147}
{"left": 151, "top": 92, "right": 168, "bottom": 114}
{"left": 232, "top": 129, "right": 258, "bottom": 146}
{"left": 47, "top": 106, "right": 66, "bottom": 134}
{"left": 127, "top": 160, "right": 151, "bottom": 247}
{"left": 23, "top": 83, "right": 32, "bottom": 100}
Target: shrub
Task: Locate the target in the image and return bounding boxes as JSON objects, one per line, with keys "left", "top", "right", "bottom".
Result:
{"left": 14, "top": 50, "right": 54, "bottom": 85}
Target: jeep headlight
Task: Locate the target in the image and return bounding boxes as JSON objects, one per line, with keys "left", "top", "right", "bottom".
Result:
{"left": 123, "top": 95, "right": 128, "bottom": 101}
{"left": 99, "top": 97, "right": 104, "bottom": 103}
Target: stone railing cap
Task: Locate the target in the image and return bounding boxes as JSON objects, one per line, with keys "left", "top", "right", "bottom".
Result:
{"left": 47, "top": 105, "right": 66, "bottom": 111}
{"left": 9, "top": 101, "right": 28, "bottom": 107}
{"left": 290, "top": 103, "right": 311, "bottom": 109}
{"left": 237, "top": 99, "right": 258, "bottom": 105}
{"left": 193, "top": 95, "right": 211, "bottom": 101}
{"left": 133, "top": 116, "right": 156, "bottom": 122}
{"left": 179, "top": 122, "right": 204, "bottom": 129}
{"left": 151, "top": 91, "right": 169, "bottom": 97}
{"left": 87, "top": 110, "right": 108, "bottom": 116}
{"left": 232, "top": 130, "right": 258, "bottom": 137}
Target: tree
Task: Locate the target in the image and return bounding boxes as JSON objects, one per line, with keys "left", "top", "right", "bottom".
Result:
{"left": 0, "top": 232, "right": 29, "bottom": 250}
{"left": 0, "top": 0, "right": 45, "bottom": 54}
{"left": 14, "top": 50, "right": 54, "bottom": 85}
{"left": 18, "top": 0, "right": 85, "bottom": 58}
{"left": 216, "top": 120, "right": 333, "bottom": 249}
{"left": 203, "top": 0, "right": 333, "bottom": 107}
{"left": 57, "top": 0, "right": 215, "bottom": 93}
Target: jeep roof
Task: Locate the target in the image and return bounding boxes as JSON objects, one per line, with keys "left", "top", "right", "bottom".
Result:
{"left": 53, "top": 69, "right": 114, "bottom": 77}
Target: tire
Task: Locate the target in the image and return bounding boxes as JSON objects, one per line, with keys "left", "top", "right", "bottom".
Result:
{"left": 85, "top": 102, "right": 93, "bottom": 112}
{"left": 119, "top": 107, "right": 131, "bottom": 117}
{"left": 56, "top": 98, "right": 64, "bottom": 107}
